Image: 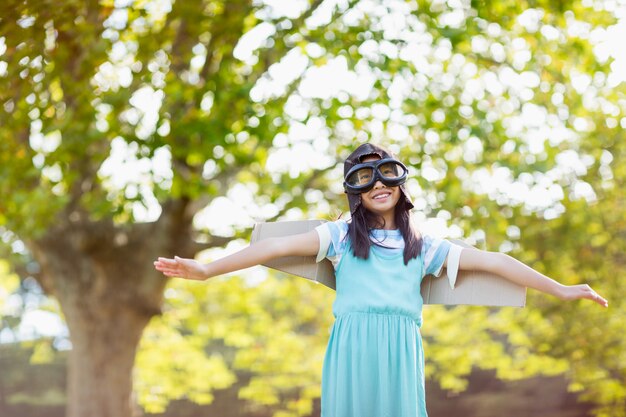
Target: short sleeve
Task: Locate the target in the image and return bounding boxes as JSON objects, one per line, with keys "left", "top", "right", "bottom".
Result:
{"left": 421, "top": 235, "right": 464, "bottom": 289}
{"left": 421, "top": 235, "right": 452, "bottom": 278}
{"left": 314, "top": 219, "right": 349, "bottom": 268}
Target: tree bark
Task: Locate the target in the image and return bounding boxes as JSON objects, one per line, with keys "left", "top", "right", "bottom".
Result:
{"left": 63, "top": 300, "right": 150, "bottom": 417}
{"left": 30, "top": 215, "right": 190, "bottom": 417}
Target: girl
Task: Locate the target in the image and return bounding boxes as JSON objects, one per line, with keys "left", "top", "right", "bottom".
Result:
{"left": 154, "top": 143, "right": 607, "bottom": 417}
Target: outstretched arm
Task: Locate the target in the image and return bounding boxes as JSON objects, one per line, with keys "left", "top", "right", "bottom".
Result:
{"left": 455, "top": 248, "right": 608, "bottom": 308}
{"left": 154, "top": 230, "right": 320, "bottom": 281}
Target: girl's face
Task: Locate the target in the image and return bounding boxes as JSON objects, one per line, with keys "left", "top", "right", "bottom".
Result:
{"left": 359, "top": 155, "right": 401, "bottom": 218}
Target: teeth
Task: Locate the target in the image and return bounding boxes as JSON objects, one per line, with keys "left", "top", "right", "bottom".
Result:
{"left": 374, "top": 194, "right": 390, "bottom": 200}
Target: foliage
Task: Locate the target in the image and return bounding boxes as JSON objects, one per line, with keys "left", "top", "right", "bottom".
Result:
{"left": 0, "top": 259, "right": 22, "bottom": 344}
{"left": 0, "top": 260, "right": 20, "bottom": 313}
{"left": 135, "top": 266, "right": 334, "bottom": 416}
{"left": 0, "top": 0, "right": 625, "bottom": 416}
{"left": 0, "top": 341, "right": 66, "bottom": 409}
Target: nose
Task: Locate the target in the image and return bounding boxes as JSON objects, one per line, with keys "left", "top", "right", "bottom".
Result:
{"left": 372, "top": 180, "right": 385, "bottom": 189}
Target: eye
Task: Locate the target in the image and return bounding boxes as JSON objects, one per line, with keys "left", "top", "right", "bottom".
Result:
{"left": 358, "top": 172, "right": 372, "bottom": 183}
{"left": 348, "top": 168, "right": 374, "bottom": 186}
{"left": 380, "top": 163, "right": 399, "bottom": 178}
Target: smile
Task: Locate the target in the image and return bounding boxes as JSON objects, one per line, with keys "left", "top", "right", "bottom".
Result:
{"left": 372, "top": 192, "right": 391, "bottom": 200}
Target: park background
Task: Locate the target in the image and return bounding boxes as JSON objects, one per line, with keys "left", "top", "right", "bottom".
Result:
{"left": 1, "top": 0, "right": 625, "bottom": 416}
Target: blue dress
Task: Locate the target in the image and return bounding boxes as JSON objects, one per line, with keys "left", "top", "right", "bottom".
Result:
{"left": 316, "top": 221, "right": 451, "bottom": 417}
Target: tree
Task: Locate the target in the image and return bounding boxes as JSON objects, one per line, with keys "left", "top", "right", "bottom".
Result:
{"left": 0, "top": 0, "right": 624, "bottom": 416}
{"left": 0, "top": 0, "right": 340, "bottom": 415}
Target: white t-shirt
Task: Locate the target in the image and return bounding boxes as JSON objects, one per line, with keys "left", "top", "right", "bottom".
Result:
{"left": 314, "top": 219, "right": 463, "bottom": 288}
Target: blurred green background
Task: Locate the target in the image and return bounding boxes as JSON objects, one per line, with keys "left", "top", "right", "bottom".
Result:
{"left": 1, "top": 0, "right": 625, "bottom": 416}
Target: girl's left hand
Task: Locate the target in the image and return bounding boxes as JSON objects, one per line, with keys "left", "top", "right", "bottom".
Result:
{"left": 559, "top": 284, "right": 608, "bottom": 307}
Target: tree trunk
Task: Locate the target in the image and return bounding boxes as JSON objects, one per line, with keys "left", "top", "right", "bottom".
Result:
{"left": 30, "top": 218, "right": 182, "bottom": 417}
{"left": 63, "top": 299, "right": 151, "bottom": 417}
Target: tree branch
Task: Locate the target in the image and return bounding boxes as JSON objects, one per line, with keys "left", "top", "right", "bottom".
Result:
{"left": 247, "top": 0, "right": 324, "bottom": 86}
{"left": 199, "top": 0, "right": 252, "bottom": 83}
{"left": 263, "top": 163, "right": 339, "bottom": 223}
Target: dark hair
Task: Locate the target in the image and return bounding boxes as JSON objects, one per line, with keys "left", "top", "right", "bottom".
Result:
{"left": 347, "top": 196, "right": 422, "bottom": 265}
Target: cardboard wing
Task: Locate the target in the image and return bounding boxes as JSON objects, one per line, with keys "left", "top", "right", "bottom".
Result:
{"left": 422, "top": 239, "right": 526, "bottom": 307}
{"left": 250, "top": 220, "right": 337, "bottom": 289}
{"left": 250, "top": 220, "right": 526, "bottom": 307}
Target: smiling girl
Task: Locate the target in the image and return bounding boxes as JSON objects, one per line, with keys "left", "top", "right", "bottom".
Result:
{"left": 154, "top": 143, "right": 607, "bottom": 417}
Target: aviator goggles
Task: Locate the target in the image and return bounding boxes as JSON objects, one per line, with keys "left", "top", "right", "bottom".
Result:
{"left": 343, "top": 158, "right": 409, "bottom": 194}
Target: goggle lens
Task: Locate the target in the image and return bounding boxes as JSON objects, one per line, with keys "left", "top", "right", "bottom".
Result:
{"left": 346, "top": 168, "right": 374, "bottom": 186}
{"left": 344, "top": 159, "right": 407, "bottom": 193}
{"left": 379, "top": 162, "right": 401, "bottom": 179}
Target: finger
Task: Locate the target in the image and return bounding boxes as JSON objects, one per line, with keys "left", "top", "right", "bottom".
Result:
{"left": 156, "top": 268, "right": 177, "bottom": 276}
{"left": 160, "top": 267, "right": 185, "bottom": 276}
{"left": 174, "top": 256, "right": 194, "bottom": 265}
{"left": 154, "top": 262, "right": 177, "bottom": 272}
{"left": 156, "top": 257, "right": 179, "bottom": 266}
{"left": 587, "top": 291, "right": 608, "bottom": 308}
{"left": 154, "top": 264, "right": 184, "bottom": 275}
{"left": 157, "top": 267, "right": 180, "bottom": 275}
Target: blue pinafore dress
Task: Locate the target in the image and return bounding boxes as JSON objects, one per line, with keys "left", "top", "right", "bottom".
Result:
{"left": 321, "top": 243, "right": 429, "bottom": 417}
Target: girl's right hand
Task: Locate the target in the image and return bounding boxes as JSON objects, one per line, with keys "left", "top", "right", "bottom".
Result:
{"left": 153, "top": 256, "right": 208, "bottom": 281}
{"left": 153, "top": 230, "right": 320, "bottom": 282}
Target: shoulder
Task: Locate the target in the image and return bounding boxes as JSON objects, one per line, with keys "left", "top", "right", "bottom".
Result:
{"left": 314, "top": 218, "right": 350, "bottom": 264}
{"left": 420, "top": 233, "right": 453, "bottom": 275}
{"left": 328, "top": 218, "right": 349, "bottom": 233}
{"left": 316, "top": 218, "right": 348, "bottom": 240}
{"left": 421, "top": 234, "right": 448, "bottom": 253}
